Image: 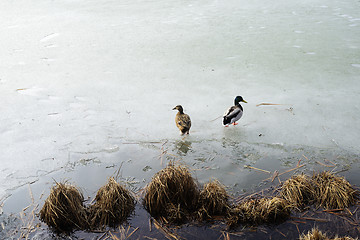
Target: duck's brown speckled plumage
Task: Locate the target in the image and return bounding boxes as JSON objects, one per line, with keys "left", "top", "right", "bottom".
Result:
{"left": 173, "top": 105, "right": 191, "bottom": 135}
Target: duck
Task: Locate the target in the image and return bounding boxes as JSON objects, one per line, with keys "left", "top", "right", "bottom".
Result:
{"left": 172, "top": 105, "right": 191, "bottom": 135}
{"left": 223, "top": 96, "right": 247, "bottom": 126}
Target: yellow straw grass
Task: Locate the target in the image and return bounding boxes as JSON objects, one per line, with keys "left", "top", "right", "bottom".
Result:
{"left": 227, "top": 197, "right": 291, "bottom": 228}
{"left": 300, "top": 228, "right": 329, "bottom": 240}
{"left": 197, "top": 179, "right": 230, "bottom": 220}
{"left": 312, "top": 171, "right": 358, "bottom": 209}
{"left": 88, "top": 177, "right": 135, "bottom": 229}
{"left": 299, "top": 227, "right": 357, "bottom": 240}
{"left": 39, "top": 182, "right": 88, "bottom": 232}
{"left": 280, "top": 173, "right": 314, "bottom": 209}
{"left": 143, "top": 163, "right": 199, "bottom": 223}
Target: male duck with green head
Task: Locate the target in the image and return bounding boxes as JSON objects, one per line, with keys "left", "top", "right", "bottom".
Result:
{"left": 223, "top": 96, "right": 247, "bottom": 126}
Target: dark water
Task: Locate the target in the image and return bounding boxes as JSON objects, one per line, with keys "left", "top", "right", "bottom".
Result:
{"left": 1, "top": 140, "right": 359, "bottom": 239}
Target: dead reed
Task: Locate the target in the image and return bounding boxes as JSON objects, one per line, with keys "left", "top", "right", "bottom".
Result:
{"left": 312, "top": 171, "right": 358, "bottom": 209}
{"left": 197, "top": 179, "right": 230, "bottom": 220}
{"left": 280, "top": 173, "right": 314, "bottom": 209}
{"left": 143, "top": 163, "right": 199, "bottom": 223}
{"left": 299, "top": 227, "right": 358, "bottom": 240}
{"left": 333, "top": 237, "right": 358, "bottom": 240}
{"left": 227, "top": 197, "right": 291, "bottom": 228}
{"left": 164, "top": 203, "right": 188, "bottom": 224}
{"left": 39, "top": 181, "right": 88, "bottom": 232}
{"left": 299, "top": 228, "right": 329, "bottom": 240}
{"left": 88, "top": 177, "right": 135, "bottom": 229}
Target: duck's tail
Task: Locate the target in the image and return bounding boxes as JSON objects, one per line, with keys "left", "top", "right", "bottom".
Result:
{"left": 223, "top": 116, "right": 231, "bottom": 125}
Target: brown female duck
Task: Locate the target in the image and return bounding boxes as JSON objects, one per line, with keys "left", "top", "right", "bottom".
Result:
{"left": 172, "top": 105, "right": 191, "bottom": 135}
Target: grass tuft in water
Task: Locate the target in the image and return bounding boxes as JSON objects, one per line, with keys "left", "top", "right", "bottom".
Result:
{"left": 280, "top": 173, "right": 314, "bottom": 209}
{"left": 227, "top": 197, "right": 291, "bottom": 228}
{"left": 143, "top": 163, "right": 199, "bottom": 223}
{"left": 88, "top": 177, "right": 135, "bottom": 229}
{"left": 299, "top": 227, "right": 358, "bottom": 240}
{"left": 299, "top": 228, "right": 329, "bottom": 240}
{"left": 197, "top": 179, "right": 230, "bottom": 221}
{"left": 312, "top": 171, "right": 358, "bottom": 210}
{"left": 39, "top": 181, "right": 88, "bottom": 232}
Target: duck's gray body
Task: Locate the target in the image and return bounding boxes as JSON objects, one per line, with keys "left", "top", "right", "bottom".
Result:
{"left": 223, "top": 105, "right": 243, "bottom": 125}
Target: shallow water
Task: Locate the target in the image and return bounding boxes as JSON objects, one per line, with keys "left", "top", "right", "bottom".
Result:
{"left": 1, "top": 0, "right": 360, "bottom": 238}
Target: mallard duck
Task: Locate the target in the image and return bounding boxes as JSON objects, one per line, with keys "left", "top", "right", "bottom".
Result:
{"left": 172, "top": 105, "right": 191, "bottom": 135}
{"left": 223, "top": 96, "right": 247, "bottom": 126}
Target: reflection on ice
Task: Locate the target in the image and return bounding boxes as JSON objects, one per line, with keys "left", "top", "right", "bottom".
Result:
{"left": 174, "top": 140, "right": 192, "bottom": 155}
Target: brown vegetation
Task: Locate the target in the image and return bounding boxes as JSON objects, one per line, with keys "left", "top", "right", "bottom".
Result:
{"left": 312, "top": 171, "right": 358, "bottom": 209}
{"left": 280, "top": 173, "right": 314, "bottom": 209}
{"left": 299, "top": 227, "right": 357, "bottom": 240}
{"left": 39, "top": 182, "right": 88, "bottom": 232}
{"left": 39, "top": 164, "right": 359, "bottom": 238}
{"left": 197, "top": 179, "right": 230, "bottom": 220}
{"left": 143, "top": 163, "right": 199, "bottom": 223}
{"left": 88, "top": 177, "right": 135, "bottom": 229}
{"left": 227, "top": 197, "right": 291, "bottom": 228}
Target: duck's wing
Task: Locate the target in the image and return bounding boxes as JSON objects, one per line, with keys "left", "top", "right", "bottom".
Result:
{"left": 223, "top": 106, "right": 241, "bottom": 118}
{"left": 223, "top": 106, "right": 243, "bottom": 125}
{"left": 177, "top": 114, "right": 191, "bottom": 128}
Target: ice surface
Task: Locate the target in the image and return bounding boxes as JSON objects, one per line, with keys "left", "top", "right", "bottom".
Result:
{"left": 0, "top": 0, "right": 360, "bottom": 207}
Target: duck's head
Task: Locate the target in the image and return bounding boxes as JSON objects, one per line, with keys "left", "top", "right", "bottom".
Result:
{"left": 172, "top": 105, "right": 184, "bottom": 113}
{"left": 234, "top": 96, "right": 247, "bottom": 105}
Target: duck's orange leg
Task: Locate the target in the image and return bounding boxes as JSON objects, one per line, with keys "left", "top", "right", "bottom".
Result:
{"left": 232, "top": 122, "right": 238, "bottom": 126}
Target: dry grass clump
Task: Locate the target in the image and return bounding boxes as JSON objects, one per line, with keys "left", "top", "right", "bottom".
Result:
{"left": 312, "top": 171, "right": 358, "bottom": 209}
{"left": 299, "top": 228, "right": 329, "bottom": 240}
{"left": 299, "top": 228, "right": 358, "bottom": 240}
{"left": 39, "top": 182, "right": 88, "bottom": 232}
{"left": 143, "top": 163, "right": 199, "bottom": 222}
{"left": 280, "top": 173, "right": 314, "bottom": 209}
{"left": 333, "top": 237, "right": 357, "bottom": 240}
{"left": 88, "top": 177, "right": 135, "bottom": 229}
{"left": 164, "top": 203, "right": 188, "bottom": 223}
{"left": 258, "top": 197, "right": 291, "bottom": 223}
{"left": 227, "top": 197, "right": 291, "bottom": 228}
{"left": 227, "top": 198, "right": 260, "bottom": 228}
{"left": 197, "top": 179, "right": 230, "bottom": 220}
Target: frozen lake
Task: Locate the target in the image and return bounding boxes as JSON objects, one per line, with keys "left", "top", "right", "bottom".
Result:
{"left": 0, "top": 0, "right": 360, "bottom": 238}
